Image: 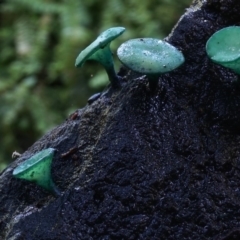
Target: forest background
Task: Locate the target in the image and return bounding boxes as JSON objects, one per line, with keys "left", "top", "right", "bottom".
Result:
{"left": 0, "top": 0, "right": 191, "bottom": 171}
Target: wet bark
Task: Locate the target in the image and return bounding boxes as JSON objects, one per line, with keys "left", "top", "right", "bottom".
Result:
{"left": 1, "top": 0, "right": 240, "bottom": 239}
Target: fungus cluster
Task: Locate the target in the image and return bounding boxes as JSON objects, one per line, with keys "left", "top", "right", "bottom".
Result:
{"left": 75, "top": 27, "right": 185, "bottom": 91}
{"left": 76, "top": 25, "right": 240, "bottom": 93}
{"left": 12, "top": 26, "right": 240, "bottom": 196}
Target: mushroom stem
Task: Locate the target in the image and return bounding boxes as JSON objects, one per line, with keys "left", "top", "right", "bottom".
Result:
{"left": 147, "top": 75, "right": 160, "bottom": 91}
{"left": 90, "top": 44, "right": 120, "bottom": 88}
{"left": 48, "top": 179, "right": 61, "bottom": 197}
{"left": 105, "top": 64, "right": 121, "bottom": 88}
{"left": 235, "top": 69, "right": 240, "bottom": 75}
{"left": 36, "top": 176, "right": 61, "bottom": 196}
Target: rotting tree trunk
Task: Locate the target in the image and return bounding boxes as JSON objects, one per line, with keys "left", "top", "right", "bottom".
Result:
{"left": 1, "top": 0, "right": 240, "bottom": 239}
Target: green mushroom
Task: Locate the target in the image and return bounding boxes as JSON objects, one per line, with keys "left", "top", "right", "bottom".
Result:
{"left": 117, "top": 38, "right": 185, "bottom": 90}
{"left": 206, "top": 26, "right": 240, "bottom": 74}
{"left": 13, "top": 148, "right": 60, "bottom": 196}
{"left": 75, "top": 27, "right": 125, "bottom": 88}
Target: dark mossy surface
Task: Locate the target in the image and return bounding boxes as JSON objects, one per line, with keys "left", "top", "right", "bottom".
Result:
{"left": 1, "top": 0, "right": 240, "bottom": 239}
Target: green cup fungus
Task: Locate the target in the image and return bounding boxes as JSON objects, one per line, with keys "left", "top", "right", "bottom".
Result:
{"left": 13, "top": 148, "right": 60, "bottom": 196}
{"left": 206, "top": 26, "right": 240, "bottom": 74}
{"left": 117, "top": 38, "right": 185, "bottom": 90}
{"left": 75, "top": 27, "right": 125, "bottom": 88}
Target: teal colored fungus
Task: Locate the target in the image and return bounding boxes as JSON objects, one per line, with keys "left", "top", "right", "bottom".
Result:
{"left": 206, "top": 26, "right": 240, "bottom": 74}
{"left": 75, "top": 27, "right": 125, "bottom": 88}
{"left": 117, "top": 38, "right": 185, "bottom": 90}
{"left": 13, "top": 148, "right": 60, "bottom": 196}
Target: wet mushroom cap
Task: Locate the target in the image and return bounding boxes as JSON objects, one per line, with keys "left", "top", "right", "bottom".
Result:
{"left": 75, "top": 27, "right": 125, "bottom": 67}
{"left": 117, "top": 38, "right": 184, "bottom": 75}
{"left": 206, "top": 26, "right": 240, "bottom": 63}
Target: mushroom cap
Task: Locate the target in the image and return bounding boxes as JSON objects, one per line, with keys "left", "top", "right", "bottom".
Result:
{"left": 13, "top": 148, "right": 55, "bottom": 183}
{"left": 75, "top": 27, "right": 125, "bottom": 67}
{"left": 206, "top": 26, "right": 240, "bottom": 63}
{"left": 117, "top": 38, "right": 185, "bottom": 75}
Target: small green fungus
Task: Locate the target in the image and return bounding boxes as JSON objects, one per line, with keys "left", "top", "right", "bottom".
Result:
{"left": 117, "top": 38, "right": 185, "bottom": 90}
{"left": 13, "top": 148, "right": 60, "bottom": 196}
{"left": 206, "top": 26, "right": 240, "bottom": 74}
{"left": 75, "top": 27, "right": 125, "bottom": 88}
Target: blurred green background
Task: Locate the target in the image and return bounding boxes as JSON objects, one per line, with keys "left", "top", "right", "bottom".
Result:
{"left": 0, "top": 0, "right": 192, "bottom": 172}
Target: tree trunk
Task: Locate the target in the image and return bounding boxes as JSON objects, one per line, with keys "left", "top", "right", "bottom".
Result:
{"left": 1, "top": 0, "right": 240, "bottom": 239}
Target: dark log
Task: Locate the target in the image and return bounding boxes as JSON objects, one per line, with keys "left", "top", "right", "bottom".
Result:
{"left": 1, "top": 0, "right": 240, "bottom": 239}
